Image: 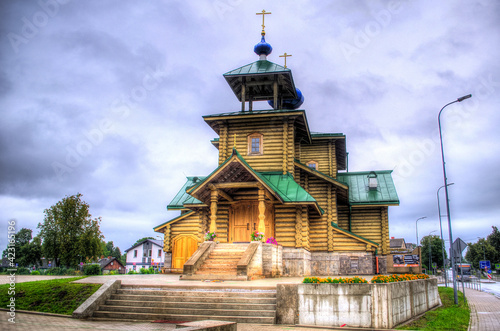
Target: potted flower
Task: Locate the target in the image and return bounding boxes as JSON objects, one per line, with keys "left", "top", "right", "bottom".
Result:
{"left": 250, "top": 231, "right": 265, "bottom": 242}
{"left": 266, "top": 237, "right": 278, "bottom": 245}
{"left": 204, "top": 231, "right": 217, "bottom": 241}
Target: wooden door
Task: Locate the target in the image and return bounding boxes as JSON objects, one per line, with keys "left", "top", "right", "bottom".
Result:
{"left": 172, "top": 235, "right": 198, "bottom": 270}
{"left": 232, "top": 202, "right": 253, "bottom": 242}
{"left": 231, "top": 202, "right": 274, "bottom": 242}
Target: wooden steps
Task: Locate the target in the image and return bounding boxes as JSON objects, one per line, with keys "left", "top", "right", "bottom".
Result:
{"left": 194, "top": 243, "right": 248, "bottom": 277}
{"left": 92, "top": 285, "right": 276, "bottom": 324}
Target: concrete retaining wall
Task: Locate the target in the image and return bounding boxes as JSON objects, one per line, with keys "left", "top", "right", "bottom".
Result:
{"left": 276, "top": 278, "right": 439, "bottom": 329}
{"left": 73, "top": 279, "right": 121, "bottom": 319}
{"left": 282, "top": 248, "right": 381, "bottom": 276}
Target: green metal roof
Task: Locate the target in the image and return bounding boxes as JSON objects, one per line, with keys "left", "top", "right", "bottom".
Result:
{"left": 223, "top": 60, "right": 290, "bottom": 76}
{"left": 337, "top": 171, "right": 399, "bottom": 205}
{"left": 311, "top": 132, "right": 345, "bottom": 138}
{"left": 259, "top": 172, "right": 318, "bottom": 204}
{"left": 173, "top": 148, "right": 323, "bottom": 215}
{"left": 203, "top": 108, "right": 305, "bottom": 119}
{"left": 167, "top": 177, "right": 205, "bottom": 210}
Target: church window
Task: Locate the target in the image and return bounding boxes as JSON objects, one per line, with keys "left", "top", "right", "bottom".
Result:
{"left": 307, "top": 161, "right": 318, "bottom": 170}
{"left": 247, "top": 133, "right": 263, "bottom": 155}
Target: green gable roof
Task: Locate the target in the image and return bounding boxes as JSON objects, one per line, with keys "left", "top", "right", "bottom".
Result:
{"left": 259, "top": 172, "right": 318, "bottom": 204}
{"left": 337, "top": 171, "right": 399, "bottom": 206}
{"left": 223, "top": 60, "right": 290, "bottom": 76}
{"left": 167, "top": 177, "right": 205, "bottom": 210}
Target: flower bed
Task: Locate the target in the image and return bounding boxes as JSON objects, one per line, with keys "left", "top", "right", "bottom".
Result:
{"left": 302, "top": 273, "right": 429, "bottom": 284}
{"left": 303, "top": 276, "right": 368, "bottom": 284}
{"left": 371, "top": 273, "right": 429, "bottom": 283}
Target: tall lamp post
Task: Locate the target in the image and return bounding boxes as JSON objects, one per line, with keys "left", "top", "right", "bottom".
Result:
{"left": 438, "top": 93, "right": 472, "bottom": 305}
{"left": 428, "top": 230, "right": 437, "bottom": 274}
{"left": 416, "top": 216, "right": 427, "bottom": 247}
{"left": 437, "top": 183, "right": 454, "bottom": 287}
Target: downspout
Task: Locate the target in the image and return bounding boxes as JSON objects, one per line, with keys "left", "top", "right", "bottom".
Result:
{"left": 348, "top": 204, "right": 352, "bottom": 232}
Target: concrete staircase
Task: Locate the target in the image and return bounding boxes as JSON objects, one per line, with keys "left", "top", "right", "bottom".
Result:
{"left": 92, "top": 284, "right": 276, "bottom": 324}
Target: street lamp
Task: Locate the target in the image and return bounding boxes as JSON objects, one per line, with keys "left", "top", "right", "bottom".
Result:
{"left": 437, "top": 182, "right": 454, "bottom": 287}
{"left": 438, "top": 93, "right": 472, "bottom": 305}
{"left": 416, "top": 216, "right": 427, "bottom": 247}
{"left": 428, "top": 230, "right": 437, "bottom": 274}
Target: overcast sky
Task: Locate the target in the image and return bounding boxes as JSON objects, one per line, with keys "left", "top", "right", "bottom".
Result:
{"left": 1, "top": 0, "right": 499, "bottom": 257}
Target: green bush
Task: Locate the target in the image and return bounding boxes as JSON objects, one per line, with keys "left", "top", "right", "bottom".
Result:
{"left": 127, "top": 269, "right": 137, "bottom": 274}
{"left": 16, "top": 267, "right": 31, "bottom": 275}
{"left": 83, "top": 264, "right": 101, "bottom": 275}
{"left": 139, "top": 267, "right": 148, "bottom": 274}
{"left": 31, "top": 270, "right": 40, "bottom": 275}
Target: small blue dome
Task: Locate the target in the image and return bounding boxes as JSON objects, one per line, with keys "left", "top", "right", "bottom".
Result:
{"left": 254, "top": 35, "right": 272, "bottom": 56}
{"left": 268, "top": 88, "right": 304, "bottom": 109}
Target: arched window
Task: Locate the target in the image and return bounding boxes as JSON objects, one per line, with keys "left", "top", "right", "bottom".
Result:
{"left": 247, "top": 133, "right": 263, "bottom": 155}
{"left": 306, "top": 160, "right": 318, "bottom": 170}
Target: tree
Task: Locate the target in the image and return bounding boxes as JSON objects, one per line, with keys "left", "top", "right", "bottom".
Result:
{"left": 2, "top": 227, "right": 32, "bottom": 258}
{"left": 465, "top": 238, "right": 496, "bottom": 269}
{"left": 133, "top": 237, "right": 155, "bottom": 246}
{"left": 38, "top": 193, "right": 104, "bottom": 268}
{"left": 1, "top": 227, "right": 42, "bottom": 267}
{"left": 487, "top": 226, "right": 500, "bottom": 262}
{"left": 101, "top": 240, "right": 123, "bottom": 262}
{"left": 421, "top": 235, "right": 447, "bottom": 270}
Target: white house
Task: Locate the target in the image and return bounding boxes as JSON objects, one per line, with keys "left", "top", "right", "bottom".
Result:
{"left": 124, "top": 239, "right": 164, "bottom": 273}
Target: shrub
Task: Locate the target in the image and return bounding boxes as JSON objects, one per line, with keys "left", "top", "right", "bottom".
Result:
{"left": 31, "top": 270, "right": 40, "bottom": 275}
{"left": 139, "top": 267, "right": 148, "bottom": 274}
{"left": 108, "top": 270, "right": 118, "bottom": 275}
{"left": 16, "top": 267, "right": 31, "bottom": 275}
{"left": 127, "top": 269, "right": 137, "bottom": 274}
{"left": 83, "top": 264, "right": 101, "bottom": 275}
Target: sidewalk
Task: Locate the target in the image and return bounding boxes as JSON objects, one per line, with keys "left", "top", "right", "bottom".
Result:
{"left": 467, "top": 287, "right": 500, "bottom": 331}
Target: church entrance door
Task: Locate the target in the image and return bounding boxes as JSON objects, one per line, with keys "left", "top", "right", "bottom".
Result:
{"left": 230, "top": 201, "right": 274, "bottom": 242}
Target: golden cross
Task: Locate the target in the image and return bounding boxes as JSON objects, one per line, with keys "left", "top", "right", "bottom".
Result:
{"left": 279, "top": 52, "right": 292, "bottom": 68}
{"left": 256, "top": 10, "right": 272, "bottom": 34}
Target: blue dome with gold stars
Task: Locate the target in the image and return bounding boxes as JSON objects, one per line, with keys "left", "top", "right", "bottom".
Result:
{"left": 254, "top": 35, "right": 272, "bottom": 56}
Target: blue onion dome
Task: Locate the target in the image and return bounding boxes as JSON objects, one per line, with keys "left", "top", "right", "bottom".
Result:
{"left": 268, "top": 88, "right": 304, "bottom": 109}
{"left": 254, "top": 35, "right": 272, "bottom": 57}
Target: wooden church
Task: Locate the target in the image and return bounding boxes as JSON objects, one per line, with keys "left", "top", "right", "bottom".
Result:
{"left": 154, "top": 14, "right": 399, "bottom": 278}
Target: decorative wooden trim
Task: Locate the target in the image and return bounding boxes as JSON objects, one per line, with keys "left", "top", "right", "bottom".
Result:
{"left": 295, "top": 206, "right": 303, "bottom": 247}
{"left": 164, "top": 224, "right": 171, "bottom": 252}
{"left": 306, "top": 160, "right": 319, "bottom": 170}
{"left": 209, "top": 190, "right": 218, "bottom": 233}
{"left": 258, "top": 189, "right": 266, "bottom": 234}
{"left": 247, "top": 132, "right": 263, "bottom": 155}
{"left": 327, "top": 184, "right": 334, "bottom": 252}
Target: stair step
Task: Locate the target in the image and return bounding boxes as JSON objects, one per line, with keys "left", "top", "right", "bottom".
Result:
{"left": 115, "top": 289, "right": 276, "bottom": 298}
{"left": 111, "top": 294, "right": 276, "bottom": 304}
{"left": 97, "top": 305, "right": 276, "bottom": 317}
{"left": 108, "top": 295, "right": 276, "bottom": 305}
{"left": 92, "top": 311, "right": 275, "bottom": 324}
{"left": 105, "top": 300, "right": 276, "bottom": 310}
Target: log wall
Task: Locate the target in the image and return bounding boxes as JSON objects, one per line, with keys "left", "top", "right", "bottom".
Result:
{"left": 300, "top": 139, "right": 337, "bottom": 178}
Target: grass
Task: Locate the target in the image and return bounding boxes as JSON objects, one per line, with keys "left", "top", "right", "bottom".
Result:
{"left": 0, "top": 277, "right": 101, "bottom": 315}
{"left": 397, "top": 287, "right": 470, "bottom": 330}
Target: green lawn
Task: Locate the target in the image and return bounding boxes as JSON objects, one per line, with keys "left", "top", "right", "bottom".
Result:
{"left": 0, "top": 277, "right": 101, "bottom": 315}
{"left": 397, "top": 287, "right": 470, "bottom": 330}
